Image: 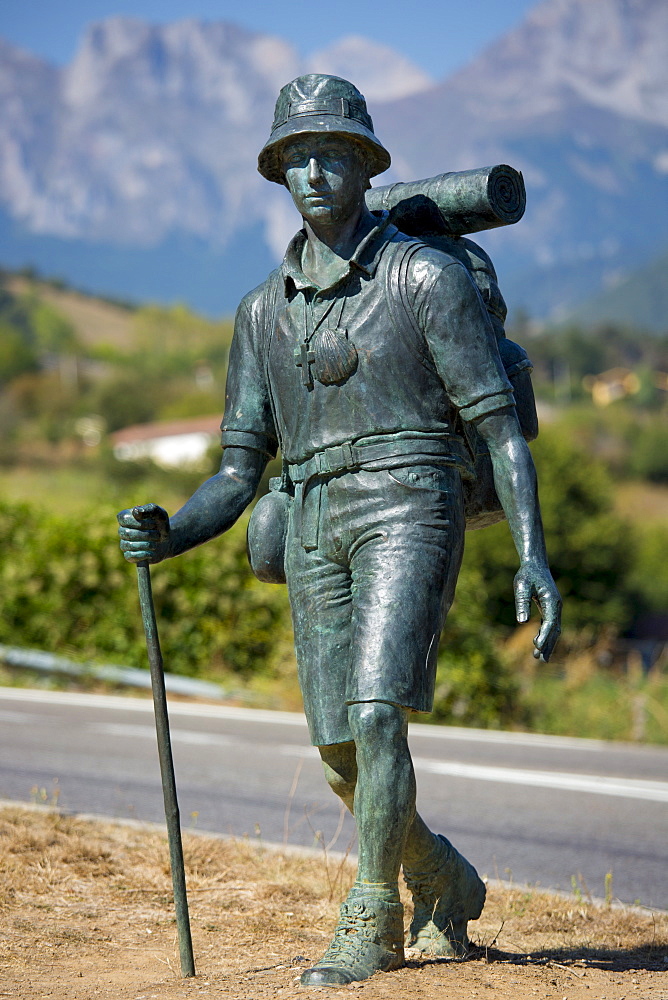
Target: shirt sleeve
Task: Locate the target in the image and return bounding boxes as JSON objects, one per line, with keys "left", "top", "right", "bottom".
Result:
{"left": 220, "top": 293, "right": 278, "bottom": 458}
{"left": 410, "top": 255, "right": 514, "bottom": 422}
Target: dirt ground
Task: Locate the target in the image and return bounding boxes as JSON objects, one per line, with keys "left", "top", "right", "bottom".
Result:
{"left": 0, "top": 806, "right": 666, "bottom": 1000}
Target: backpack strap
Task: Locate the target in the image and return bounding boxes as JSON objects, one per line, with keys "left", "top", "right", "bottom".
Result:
{"left": 387, "top": 238, "right": 481, "bottom": 464}
{"left": 261, "top": 269, "right": 281, "bottom": 416}
{"left": 261, "top": 269, "right": 291, "bottom": 489}
{"left": 388, "top": 238, "right": 430, "bottom": 344}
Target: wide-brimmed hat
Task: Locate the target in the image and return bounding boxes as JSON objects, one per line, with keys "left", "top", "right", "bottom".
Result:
{"left": 258, "top": 74, "right": 391, "bottom": 185}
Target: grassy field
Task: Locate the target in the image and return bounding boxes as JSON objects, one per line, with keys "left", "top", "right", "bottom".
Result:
{"left": 4, "top": 457, "right": 666, "bottom": 525}
{"left": 0, "top": 462, "right": 198, "bottom": 518}
{"left": 519, "top": 665, "right": 668, "bottom": 744}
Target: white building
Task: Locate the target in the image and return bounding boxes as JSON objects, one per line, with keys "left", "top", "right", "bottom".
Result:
{"left": 110, "top": 415, "right": 221, "bottom": 469}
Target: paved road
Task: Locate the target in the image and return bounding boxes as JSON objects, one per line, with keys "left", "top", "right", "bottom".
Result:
{"left": 1, "top": 686, "right": 667, "bottom": 909}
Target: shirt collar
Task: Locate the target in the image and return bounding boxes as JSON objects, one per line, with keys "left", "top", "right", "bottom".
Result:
{"left": 282, "top": 210, "right": 395, "bottom": 295}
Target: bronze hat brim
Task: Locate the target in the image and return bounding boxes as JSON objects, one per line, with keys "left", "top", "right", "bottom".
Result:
{"left": 257, "top": 114, "right": 391, "bottom": 185}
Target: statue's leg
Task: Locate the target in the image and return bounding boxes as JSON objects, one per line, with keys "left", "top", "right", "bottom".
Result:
{"left": 320, "top": 743, "right": 467, "bottom": 864}
{"left": 347, "top": 700, "right": 413, "bottom": 888}
{"left": 319, "top": 740, "right": 357, "bottom": 813}
{"left": 348, "top": 701, "right": 484, "bottom": 956}
{"left": 320, "top": 742, "right": 433, "bottom": 856}
{"left": 301, "top": 701, "right": 409, "bottom": 986}
{"left": 342, "top": 467, "right": 484, "bottom": 958}
{"left": 320, "top": 742, "right": 440, "bottom": 870}
{"left": 319, "top": 729, "right": 485, "bottom": 960}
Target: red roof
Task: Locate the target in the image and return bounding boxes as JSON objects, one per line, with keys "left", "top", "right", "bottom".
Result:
{"left": 110, "top": 415, "right": 221, "bottom": 445}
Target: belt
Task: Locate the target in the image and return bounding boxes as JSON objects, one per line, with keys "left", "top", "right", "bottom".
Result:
{"left": 289, "top": 436, "right": 465, "bottom": 487}
{"left": 288, "top": 436, "right": 465, "bottom": 550}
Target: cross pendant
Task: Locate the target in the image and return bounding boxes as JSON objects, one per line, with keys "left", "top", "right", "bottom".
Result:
{"left": 294, "top": 341, "right": 316, "bottom": 389}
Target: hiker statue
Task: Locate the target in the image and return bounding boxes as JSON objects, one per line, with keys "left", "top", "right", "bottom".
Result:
{"left": 118, "top": 75, "right": 561, "bottom": 986}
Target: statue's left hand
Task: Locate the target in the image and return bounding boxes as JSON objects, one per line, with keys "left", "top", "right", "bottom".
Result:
{"left": 514, "top": 562, "right": 562, "bottom": 661}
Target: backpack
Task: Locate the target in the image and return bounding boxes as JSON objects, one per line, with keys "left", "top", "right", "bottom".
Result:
{"left": 389, "top": 231, "right": 538, "bottom": 530}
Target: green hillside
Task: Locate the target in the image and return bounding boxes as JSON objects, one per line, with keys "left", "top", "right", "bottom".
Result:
{"left": 4, "top": 274, "right": 136, "bottom": 350}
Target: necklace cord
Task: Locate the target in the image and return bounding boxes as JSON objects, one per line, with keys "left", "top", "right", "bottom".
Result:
{"left": 302, "top": 278, "right": 350, "bottom": 346}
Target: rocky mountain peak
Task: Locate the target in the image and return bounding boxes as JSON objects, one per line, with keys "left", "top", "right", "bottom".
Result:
{"left": 0, "top": 2, "right": 666, "bottom": 320}
{"left": 306, "top": 35, "right": 433, "bottom": 102}
{"left": 63, "top": 17, "right": 299, "bottom": 114}
{"left": 443, "top": 0, "right": 668, "bottom": 127}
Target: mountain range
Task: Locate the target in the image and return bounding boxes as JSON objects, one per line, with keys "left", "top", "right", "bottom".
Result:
{"left": 0, "top": 0, "right": 666, "bottom": 327}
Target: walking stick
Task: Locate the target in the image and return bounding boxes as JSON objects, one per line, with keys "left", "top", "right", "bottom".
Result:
{"left": 134, "top": 544, "right": 195, "bottom": 978}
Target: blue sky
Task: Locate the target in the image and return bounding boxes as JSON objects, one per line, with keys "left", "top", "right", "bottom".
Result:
{"left": 0, "top": 0, "right": 539, "bottom": 79}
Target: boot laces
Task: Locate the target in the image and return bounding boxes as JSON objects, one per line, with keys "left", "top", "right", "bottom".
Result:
{"left": 404, "top": 868, "right": 441, "bottom": 916}
{"left": 320, "top": 903, "right": 381, "bottom": 963}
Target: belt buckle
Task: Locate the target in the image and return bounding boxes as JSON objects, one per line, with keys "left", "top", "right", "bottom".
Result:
{"left": 318, "top": 443, "right": 356, "bottom": 476}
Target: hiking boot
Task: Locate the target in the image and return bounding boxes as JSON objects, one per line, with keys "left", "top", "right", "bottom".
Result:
{"left": 403, "top": 834, "right": 486, "bottom": 958}
{"left": 299, "top": 895, "right": 405, "bottom": 986}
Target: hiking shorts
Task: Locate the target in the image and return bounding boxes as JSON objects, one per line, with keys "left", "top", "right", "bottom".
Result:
{"left": 285, "top": 464, "right": 465, "bottom": 746}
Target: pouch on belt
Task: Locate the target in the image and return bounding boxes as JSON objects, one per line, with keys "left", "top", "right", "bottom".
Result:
{"left": 246, "top": 477, "right": 292, "bottom": 584}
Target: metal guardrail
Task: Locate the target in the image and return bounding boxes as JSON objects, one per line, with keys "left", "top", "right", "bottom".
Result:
{"left": 0, "top": 644, "right": 224, "bottom": 700}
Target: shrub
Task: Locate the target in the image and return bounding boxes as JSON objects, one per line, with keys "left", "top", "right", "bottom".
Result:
{"left": 0, "top": 498, "right": 293, "bottom": 682}
{"left": 463, "top": 426, "right": 634, "bottom": 634}
{"left": 431, "top": 566, "right": 523, "bottom": 728}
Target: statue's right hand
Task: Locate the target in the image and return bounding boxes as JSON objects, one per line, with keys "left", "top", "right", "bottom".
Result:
{"left": 117, "top": 503, "right": 171, "bottom": 564}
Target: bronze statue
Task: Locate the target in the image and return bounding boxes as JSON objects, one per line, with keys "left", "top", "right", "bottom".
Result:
{"left": 118, "top": 74, "right": 561, "bottom": 986}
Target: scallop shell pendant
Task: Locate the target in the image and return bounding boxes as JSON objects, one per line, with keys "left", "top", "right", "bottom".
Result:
{"left": 311, "top": 327, "right": 358, "bottom": 386}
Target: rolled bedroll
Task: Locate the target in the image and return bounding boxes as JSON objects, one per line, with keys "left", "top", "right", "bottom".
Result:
{"left": 366, "top": 164, "right": 526, "bottom": 237}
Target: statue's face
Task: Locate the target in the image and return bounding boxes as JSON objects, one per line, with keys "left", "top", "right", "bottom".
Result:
{"left": 281, "top": 133, "right": 368, "bottom": 226}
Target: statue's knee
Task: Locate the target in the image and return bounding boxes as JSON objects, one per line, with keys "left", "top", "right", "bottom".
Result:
{"left": 319, "top": 742, "right": 357, "bottom": 804}
{"left": 348, "top": 701, "right": 408, "bottom": 748}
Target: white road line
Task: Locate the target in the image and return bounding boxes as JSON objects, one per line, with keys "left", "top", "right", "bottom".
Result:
{"left": 0, "top": 709, "right": 44, "bottom": 724}
{"left": 410, "top": 727, "right": 606, "bottom": 751}
{"left": 0, "top": 686, "right": 306, "bottom": 726}
{"left": 90, "top": 723, "right": 232, "bottom": 747}
{"left": 278, "top": 746, "right": 668, "bottom": 803}
{"left": 412, "top": 758, "right": 668, "bottom": 803}
{"left": 280, "top": 745, "right": 318, "bottom": 758}
{"left": 24, "top": 706, "right": 668, "bottom": 803}
{"left": 0, "top": 687, "right": 614, "bottom": 751}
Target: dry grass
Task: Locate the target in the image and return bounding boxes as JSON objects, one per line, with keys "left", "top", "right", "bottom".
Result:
{"left": 0, "top": 805, "right": 666, "bottom": 1000}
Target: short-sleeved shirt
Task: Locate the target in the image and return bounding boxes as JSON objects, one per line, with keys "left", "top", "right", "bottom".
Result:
{"left": 221, "top": 212, "right": 513, "bottom": 467}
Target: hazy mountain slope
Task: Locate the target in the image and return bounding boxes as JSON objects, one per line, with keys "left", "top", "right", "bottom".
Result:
{"left": 0, "top": 38, "right": 60, "bottom": 226}
{"left": 406, "top": 0, "right": 668, "bottom": 131}
{"left": 0, "top": 19, "right": 428, "bottom": 252}
{"left": 564, "top": 247, "right": 668, "bottom": 333}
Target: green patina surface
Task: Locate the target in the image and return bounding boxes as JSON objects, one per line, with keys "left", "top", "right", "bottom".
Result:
{"left": 118, "top": 73, "right": 561, "bottom": 985}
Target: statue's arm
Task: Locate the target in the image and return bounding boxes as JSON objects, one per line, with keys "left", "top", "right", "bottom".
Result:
{"left": 474, "top": 409, "right": 562, "bottom": 661}
{"left": 118, "top": 283, "right": 278, "bottom": 564}
{"left": 411, "top": 256, "right": 561, "bottom": 659}
{"left": 117, "top": 446, "right": 267, "bottom": 564}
